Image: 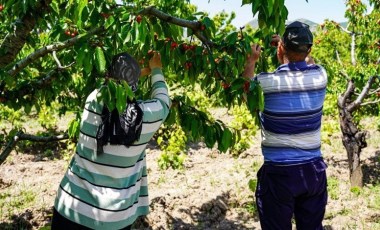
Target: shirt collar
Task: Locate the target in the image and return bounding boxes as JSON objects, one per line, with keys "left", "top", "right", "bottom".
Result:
{"left": 276, "top": 61, "right": 308, "bottom": 72}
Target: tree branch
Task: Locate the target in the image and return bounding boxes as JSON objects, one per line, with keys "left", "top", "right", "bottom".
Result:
{"left": 0, "top": 131, "right": 69, "bottom": 165}
{"left": 7, "top": 26, "right": 105, "bottom": 77}
{"left": 139, "top": 6, "right": 213, "bottom": 47}
{"left": 347, "top": 76, "right": 377, "bottom": 112}
{"left": 0, "top": 0, "right": 52, "bottom": 68}
{"left": 338, "top": 79, "right": 355, "bottom": 109}
{"left": 360, "top": 99, "right": 380, "bottom": 106}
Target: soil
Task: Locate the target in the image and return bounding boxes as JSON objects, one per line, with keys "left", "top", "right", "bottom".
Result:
{"left": 0, "top": 112, "right": 380, "bottom": 230}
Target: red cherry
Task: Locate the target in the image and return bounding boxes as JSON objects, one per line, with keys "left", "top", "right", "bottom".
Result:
{"left": 101, "top": 13, "right": 111, "bottom": 19}
{"left": 65, "top": 30, "right": 71, "bottom": 36}
{"left": 185, "top": 62, "right": 192, "bottom": 69}
{"left": 222, "top": 82, "right": 230, "bottom": 90}
{"left": 0, "top": 5, "right": 4, "bottom": 11}
{"left": 71, "top": 32, "right": 76, "bottom": 37}
{"left": 243, "top": 81, "right": 250, "bottom": 93}
{"left": 270, "top": 41, "right": 278, "bottom": 47}
{"left": 170, "top": 42, "right": 178, "bottom": 50}
{"left": 182, "top": 44, "right": 189, "bottom": 51}
{"left": 136, "top": 15, "right": 142, "bottom": 23}
{"left": 200, "top": 25, "right": 205, "bottom": 30}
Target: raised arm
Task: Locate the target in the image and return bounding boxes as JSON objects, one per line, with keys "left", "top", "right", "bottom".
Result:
{"left": 242, "top": 44, "right": 261, "bottom": 80}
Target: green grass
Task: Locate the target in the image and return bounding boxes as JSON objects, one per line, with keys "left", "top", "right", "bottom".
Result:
{"left": 0, "top": 186, "right": 36, "bottom": 221}
{"left": 327, "top": 176, "right": 340, "bottom": 200}
{"left": 367, "top": 185, "right": 380, "bottom": 210}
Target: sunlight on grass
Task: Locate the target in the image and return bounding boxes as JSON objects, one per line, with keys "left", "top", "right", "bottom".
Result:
{"left": 327, "top": 176, "right": 340, "bottom": 200}
{"left": 0, "top": 185, "right": 36, "bottom": 221}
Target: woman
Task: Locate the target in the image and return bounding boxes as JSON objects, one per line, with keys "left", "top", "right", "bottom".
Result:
{"left": 51, "top": 51, "right": 170, "bottom": 229}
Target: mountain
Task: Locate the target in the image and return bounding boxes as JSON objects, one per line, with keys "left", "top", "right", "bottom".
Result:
{"left": 246, "top": 18, "right": 318, "bottom": 31}
{"left": 245, "top": 18, "right": 348, "bottom": 32}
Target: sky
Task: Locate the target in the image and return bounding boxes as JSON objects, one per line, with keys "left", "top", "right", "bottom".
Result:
{"left": 190, "top": 0, "right": 370, "bottom": 28}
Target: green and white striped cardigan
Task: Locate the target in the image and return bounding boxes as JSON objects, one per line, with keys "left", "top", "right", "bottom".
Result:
{"left": 54, "top": 68, "right": 170, "bottom": 229}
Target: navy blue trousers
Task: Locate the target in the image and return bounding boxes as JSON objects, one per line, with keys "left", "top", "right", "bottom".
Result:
{"left": 255, "top": 158, "right": 328, "bottom": 230}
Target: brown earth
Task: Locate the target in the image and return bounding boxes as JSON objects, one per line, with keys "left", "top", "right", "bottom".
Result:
{"left": 0, "top": 114, "right": 380, "bottom": 230}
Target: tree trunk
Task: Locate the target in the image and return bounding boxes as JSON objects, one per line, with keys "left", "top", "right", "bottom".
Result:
{"left": 337, "top": 80, "right": 368, "bottom": 188}
{"left": 338, "top": 108, "right": 366, "bottom": 187}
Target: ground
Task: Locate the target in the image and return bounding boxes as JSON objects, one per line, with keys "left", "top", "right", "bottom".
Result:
{"left": 0, "top": 113, "right": 380, "bottom": 230}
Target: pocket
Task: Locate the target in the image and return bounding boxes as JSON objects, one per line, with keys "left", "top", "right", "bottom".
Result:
{"left": 313, "top": 159, "right": 328, "bottom": 173}
{"left": 255, "top": 166, "right": 269, "bottom": 197}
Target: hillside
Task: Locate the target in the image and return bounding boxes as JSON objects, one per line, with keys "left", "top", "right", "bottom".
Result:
{"left": 246, "top": 18, "right": 347, "bottom": 32}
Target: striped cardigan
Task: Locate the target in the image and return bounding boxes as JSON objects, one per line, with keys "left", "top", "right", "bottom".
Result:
{"left": 254, "top": 61, "right": 327, "bottom": 164}
{"left": 54, "top": 68, "right": 170, "bottom": 229}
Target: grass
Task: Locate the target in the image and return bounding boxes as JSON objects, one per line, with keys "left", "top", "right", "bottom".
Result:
{"left": 327, "top": 176, "right": 340, "bottom": 200}
{"left": 0, "top": 185, "right": 36, "bottom": 221}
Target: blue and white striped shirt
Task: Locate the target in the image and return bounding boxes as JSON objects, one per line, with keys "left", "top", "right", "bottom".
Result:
{"left": 254, "top": 61, "right": 327, "bottom": 164}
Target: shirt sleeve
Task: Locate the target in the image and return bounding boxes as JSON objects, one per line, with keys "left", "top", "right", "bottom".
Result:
{"left": 140, "top": 68, "right": 171, "bottom": 122}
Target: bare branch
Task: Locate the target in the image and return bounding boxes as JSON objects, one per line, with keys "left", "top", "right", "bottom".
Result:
{"left": 360, "top": 99, "right": 380, "bottom": 106}
{"left": 339, "top": 70, "right": 351, "bottom": 81}
{"left": 139, "top": 6, "right": 213, "bottom": 47}
{"left": 347, "top": 76, "right": 377, "bottom": 112}
{"left": 338, "top": 79, "right": 355, "bottom": 109}
{"left": 335, "top": 50, "right": 342, "bottom": 65}
{"left": 7, "top": 26, "right": 105, "bottom": 77}
{"left": 4, "top": 65, "right": 75, "bottom": 102}
{"left": 351, "top": 33, "right": 356, "bottom": 66}
{"left": 0, "top": 131, "right": 69, "bottom": 165}
{"left": 52, "top": 51, "right": 63, "bottom": 68}
{"left": 52, "top": 51, "right": 75, "bottom": 69}
{"left": 369, "top": 87, "right": 380, "bottom": 95}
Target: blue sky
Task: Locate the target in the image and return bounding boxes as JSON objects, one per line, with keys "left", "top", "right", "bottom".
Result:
{"left": 190, "top": 0, "right": 370, "bottom": 28}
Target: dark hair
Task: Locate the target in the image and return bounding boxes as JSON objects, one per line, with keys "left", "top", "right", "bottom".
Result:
{"left": 108, "top": 52, "right": 141, "bottom": 92}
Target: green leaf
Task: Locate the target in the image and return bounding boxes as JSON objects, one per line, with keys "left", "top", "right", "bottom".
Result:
{"left": 204, "top": 126, "right": 216, "bottom": 148}
{"left": 257, "top": 84, "right": 265, "bottom": 112}
{"left": 251, "top": 0, "right": 261, "bottom": 16}
{"left": 75, "top": 0, "right": 88, "bottom": 28}
{"left": 248, "top": 179, "right": 257, "bottom": 192}
{"left": 267, "top": 0, "right": 274, "bottom": 16}
{"left": 191, "top": 120, "right": 199, "bottom": 139}
{"left": 220, "top": 128, "right": 233, "bottom": 152}
{"left": 225, "top": 32, "right": 238, "bottom": 45}
{"left": 105, "top": 15, "right": 115, "bottom": 29}
{"left": 77, "top": 44, "right": 88, "bottom": 68}
{"left": 116, "top": 84, "right": 127, "bottom": 113}
{"left": 68, "top": 119, "right": 80, "bottom": 139}
{"left": 83, "top": 49, "right": 93, "bottom": 74}
{"left": 241, "top": 0, "right": 252, "bottom": 6}
{"left": 95, "top": 47, "right": 106, "bottom": 74}
{"left": 122, "top": 81, "right": 134, "bottom": 100}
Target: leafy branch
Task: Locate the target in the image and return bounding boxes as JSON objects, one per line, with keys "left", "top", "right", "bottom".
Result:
{"left": 0, "top": 0, "right": 52, "bottom": 68}
{"left": 139, "top": 6, "right": 213, "bottom": 47}
{"left": 7, "top": 26, "right": 105, "bottom": 78}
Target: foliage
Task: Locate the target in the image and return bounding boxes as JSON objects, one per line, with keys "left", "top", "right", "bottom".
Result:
{"left": 0, "top": 0, "right": 288, "bottom": 159}
{"left": 327, "top": 177, "right": 340, "bottom": 200}
{"left": 312, "top": 0, "right": 380, "bottom": 118}
{"left": 157, "top": 124, "right": 187, "bottom": 169}
{"left": 229, "top": 105, "right": 258, "bottom": 156}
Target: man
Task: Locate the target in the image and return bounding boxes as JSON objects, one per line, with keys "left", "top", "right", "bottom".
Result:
{"left": 243, "top": 21, "right": 328, "bottom": 230}
{"left": 51, "top": 51, "right": 170, "bottom": 229}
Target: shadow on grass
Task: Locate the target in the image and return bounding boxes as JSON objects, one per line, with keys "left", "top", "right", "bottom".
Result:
{"left": 0, "top": 207, "right": 52, "bottom": 230}
{"left": 362, "top": 150, "right": 380, "bottom": 185}
{"left": 134, "top": 191, "right": 259, "bottom": 230}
